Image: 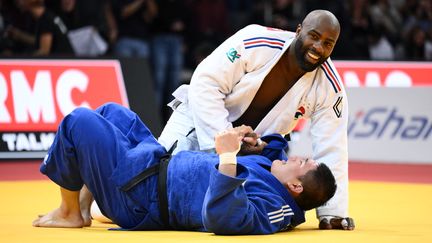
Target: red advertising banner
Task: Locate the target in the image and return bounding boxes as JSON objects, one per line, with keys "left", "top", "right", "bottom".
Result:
{"left": 0, "top": 60, "right": 128, "bottom": 131}
{"left": 0, "top": 60, "right": 128, "bottom": 159}
{"left": 334, "top": 61, "right": 432, "bottom": 87}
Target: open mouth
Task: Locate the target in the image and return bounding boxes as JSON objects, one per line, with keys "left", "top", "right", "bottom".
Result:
{"left": 305, "top": 50, "right": 320, "bottom": 63}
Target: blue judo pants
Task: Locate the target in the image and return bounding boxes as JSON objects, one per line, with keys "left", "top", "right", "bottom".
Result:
{"left": 40, "top": 103, "right": 166, "bottom": 229}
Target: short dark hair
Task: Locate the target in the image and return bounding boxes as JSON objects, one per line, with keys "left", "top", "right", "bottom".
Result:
{"left": 294, "top": 163, "right": 337, "bottom": 211}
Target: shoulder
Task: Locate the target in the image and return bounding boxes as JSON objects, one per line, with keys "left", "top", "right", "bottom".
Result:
{"left": 241, "top": 24, "right": 295, "bottom": 37}
{"left": 233, "top": 25, "right": 294, "bottom": 67}
{"left": 239, "top": 24, "right": 295, "bottom": 46}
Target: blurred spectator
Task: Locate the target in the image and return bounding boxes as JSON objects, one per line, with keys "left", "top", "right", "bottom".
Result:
{"left": 1, "top": 0, "right": 431, "bottom": 61}
{"left": 0, "top": 2, "right": 4, "bottom": 36}
{"left": 225, "top": 0, "right": 254, "bottom": 33}
{"left": 247, "top": 0, "right": 269, "bottom": 26}
{"left": 49, "top": 0, "right": 116, "bottom": 56}
{"left": 112, "top": 0, "right": 157, "bottom": 58}
{"left": 345, "top": 0, "right": 372, "bottom": 59}
{"left": 368, "top": 26, "right": 395, "bottom": 60}
{"left": 368, "top": 0, "right": 403, "bottom": 45}
{"left": 271, "top": 0, "right": 303, "bottom": 31}
{"left": 151, "top": 0, "right": 190, "bottom": 123}
{"left": 187, "top": 0, "right": 229, "bottom": 50}
{"left": 401, "top": 25, "right": 432, "bottom": 60}
{"left": 16, "top": 0, "right": 74, "bottom": 56}
{"left": 60, "top": 0, "right": 116, "bottom": 47}
{"left": 1, "top": 0, "right": 37, "bottom": 55}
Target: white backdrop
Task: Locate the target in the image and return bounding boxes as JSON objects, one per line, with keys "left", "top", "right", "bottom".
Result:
{"left": 289, "top": 87, "right": 432, "bottom": 164}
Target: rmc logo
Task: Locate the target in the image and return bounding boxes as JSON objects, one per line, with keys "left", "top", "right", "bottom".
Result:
{"left": 0, "top": 60, "right": 127, "bottom": 158}
{"left": 348, "top": 107, "right": 432, "bottom": 140}
{"left": 0, "top": 60, "right": 127, "bottom": 131}
{"left": 0, "top": 69, "right": 91, "bottom": 125}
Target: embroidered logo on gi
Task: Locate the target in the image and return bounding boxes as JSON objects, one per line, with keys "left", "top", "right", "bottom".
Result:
{"left": 226, "top": 48, "right": 241, "bottom": 63}
{"left": 333, "top": 97, "right": 343, "bottom": 118}
{"left": 294, "top": 106, "right": 305, "bottom": 120}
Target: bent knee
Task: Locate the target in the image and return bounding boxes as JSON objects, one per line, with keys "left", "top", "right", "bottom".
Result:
{"left": 62, "top": 107, "right": 101, "bottom": 133}
{"left": 70, "top": 107, "right": 96, "bottom": 122}
{"left": 95, "top": 102, "right": 123, "bottom": 114}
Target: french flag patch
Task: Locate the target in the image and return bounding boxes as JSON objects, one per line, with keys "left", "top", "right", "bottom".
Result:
{"left": 243, "top": 37, "right": 285, "bottom": 50}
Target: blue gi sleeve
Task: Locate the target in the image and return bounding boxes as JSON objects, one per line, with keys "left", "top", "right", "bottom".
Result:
{"left": 202, "top": 164, "right": 289, "bottom": 235}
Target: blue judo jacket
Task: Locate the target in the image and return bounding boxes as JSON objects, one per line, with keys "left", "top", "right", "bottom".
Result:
{"left": 41, "top": 103, "right": 305, "bottom": 235}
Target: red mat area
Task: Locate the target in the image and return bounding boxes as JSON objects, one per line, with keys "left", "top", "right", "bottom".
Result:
{"left": 349, "top": 161, "right": 432, "bottom": 184}
{"left": 0, "top": 160, "right": 47, "bottom": 181}
{"left": 1, "top": 160, "right": 432, "bottom": 183}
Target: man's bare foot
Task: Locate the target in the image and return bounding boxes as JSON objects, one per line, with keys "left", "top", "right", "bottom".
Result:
{"left": 79, "top": 185, "right": 93, "bottom": 227}
{"left": 81, "top": 210, "right": 92, "bottom": 227}
{"left": 32, "top": 208, "right": 85, "bottom": 228}
{"left": 36, "top": 213, "right": 91, "bottom": 226}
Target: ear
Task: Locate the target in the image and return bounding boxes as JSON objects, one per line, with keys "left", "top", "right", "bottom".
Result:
{"left": 295, "top": 24, "right": 302, "bottom": 36}
{"left": 287, "top": 183, "right": 303, "bottom": 196}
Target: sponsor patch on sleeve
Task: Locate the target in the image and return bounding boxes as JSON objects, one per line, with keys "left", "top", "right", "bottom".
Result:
{"left": 333, "top": 96, "right": 343, "bottom": 118}
{"left": 226, "top": 48, "right": 241, "bottom": 63}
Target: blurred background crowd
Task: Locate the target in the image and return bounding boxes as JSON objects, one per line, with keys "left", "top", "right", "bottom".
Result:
{"left": 1, "top": 0, "right": 432, "bottom": 121}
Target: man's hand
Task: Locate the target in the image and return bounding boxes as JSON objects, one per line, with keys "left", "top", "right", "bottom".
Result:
{"left": 232, "top": 125, "right": 267, "bottom": 155}
{"left": 215, "top": 129, "right": 243, "bottom": 155}
{"left": 239, "top": 135, "right": 267, "bottom": 155}
{"left": 319, "top": 217, "right": 355, "bottom": 230}
{"left": 215, "top": 129, "right": 243, "bottom": 177}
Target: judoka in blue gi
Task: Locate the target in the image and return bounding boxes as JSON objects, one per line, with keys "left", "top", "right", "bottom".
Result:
{"left": 33, "top": 103, "right": 337, "bottom": 235}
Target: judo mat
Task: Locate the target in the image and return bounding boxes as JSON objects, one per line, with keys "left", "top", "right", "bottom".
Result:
{"left": 1, "top": 161, "right": 431, "bottom": 243}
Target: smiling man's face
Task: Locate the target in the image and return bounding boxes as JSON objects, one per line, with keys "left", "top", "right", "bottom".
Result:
{"left": 294, "top": 14, "right": 339, "bottom": 72}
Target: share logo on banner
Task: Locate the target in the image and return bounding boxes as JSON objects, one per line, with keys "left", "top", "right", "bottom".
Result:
{"left": 0, "top": 60, "right": 128, "bottom": 159}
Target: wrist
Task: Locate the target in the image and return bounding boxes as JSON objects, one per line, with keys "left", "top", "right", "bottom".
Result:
{"left": 219, "top": 151, "right": 237, "bottom": 165}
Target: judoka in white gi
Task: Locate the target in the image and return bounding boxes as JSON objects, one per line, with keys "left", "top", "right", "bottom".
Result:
{"left": 32, "top": 103, "right": 337, "bottom": 235}
{"left": 158, "top": 10, "right": 354, "bottom": 230}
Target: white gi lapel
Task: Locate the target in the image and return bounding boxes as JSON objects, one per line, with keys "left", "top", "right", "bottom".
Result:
{"left": 255, "top": 70, "right": 317, "bottom": 136}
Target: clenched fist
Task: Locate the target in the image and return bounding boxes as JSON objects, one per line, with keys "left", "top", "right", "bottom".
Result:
{"left": 215, "top": 129, "right": 243, "bottom": 155}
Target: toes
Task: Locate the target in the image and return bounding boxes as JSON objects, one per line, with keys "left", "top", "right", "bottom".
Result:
{"left": 32, "top": 217, "right": 41, "bottom": 227}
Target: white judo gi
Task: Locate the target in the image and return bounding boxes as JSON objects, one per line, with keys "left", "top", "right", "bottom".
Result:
{"left": 158, "top": 24, "right": 349, "bottom": 218}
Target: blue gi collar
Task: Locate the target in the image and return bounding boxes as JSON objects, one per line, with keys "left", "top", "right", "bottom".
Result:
{"left": 239, "top": 157, "right": 306, "bottom": 227}
{"left": 260, "top": 134, "right": 289, "bottom": 161}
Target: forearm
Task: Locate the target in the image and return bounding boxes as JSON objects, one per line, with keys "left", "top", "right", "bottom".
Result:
{"left": 33, "top": 33, "right": 52, "bottom": 56}
{"left": 143, "top": 0, "right": 157, "bottom": 22}
{"left": 104, "top": 3, "right": 118, "bottom": 43}
{"left": 9, "top": 28, "right": 36, "bottom": 45}
{"left": 121, "top": 0, "right": 145, "bottom": 18}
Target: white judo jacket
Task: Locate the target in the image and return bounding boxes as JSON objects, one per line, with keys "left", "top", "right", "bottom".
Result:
{"left": 158, "top": 24, "right": 349, "bottom": 218}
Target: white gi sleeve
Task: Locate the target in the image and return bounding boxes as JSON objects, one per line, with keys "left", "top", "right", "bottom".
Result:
{"left": 309, "top": 60, "right": 349, "bottom": 218}
{"left": 188, "top": 25, "right": 270, "bottom": 150}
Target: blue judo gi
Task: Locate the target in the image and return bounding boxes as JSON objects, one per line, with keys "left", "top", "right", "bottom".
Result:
{"left": 41, "top": 103, "right": 305, "bottom": 235}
